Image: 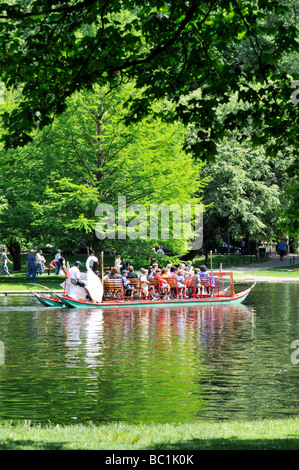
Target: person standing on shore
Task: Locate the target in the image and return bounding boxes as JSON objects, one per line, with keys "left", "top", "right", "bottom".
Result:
{"left": 279, "top": 239, "right": 286, "bottom": 261}
{"left": 55, "top": 249, "right": 64, "bottom": 275}
{"left": 25, "top": 249, "right": 37, "bottom": 282}
{"left": 0, "top": 248, "right": 12, "bottom": 276}
{"left": 36, "top": 249, "right": 45, "bottom": 276}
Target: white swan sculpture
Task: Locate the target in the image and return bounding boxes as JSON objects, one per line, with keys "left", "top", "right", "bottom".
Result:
{"left": 85, "top": 256, "right": 103, "bottom": 303}
{"left": 62, "top": 256, "right": 103, "bottom": 303}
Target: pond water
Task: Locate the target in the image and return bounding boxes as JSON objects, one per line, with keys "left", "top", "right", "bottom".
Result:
{"left": 0, "top": 283, "right": 298, "bottom": 424}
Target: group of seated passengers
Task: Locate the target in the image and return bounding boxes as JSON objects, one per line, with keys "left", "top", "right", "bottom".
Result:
{"left": 103, "top": 262, "right": 213, "bottom": 299}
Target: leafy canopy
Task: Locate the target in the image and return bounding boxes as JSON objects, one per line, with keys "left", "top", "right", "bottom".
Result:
{"left": 0, "top": 0, "right": 298, "bottom": 159}
{"left": 30, "top": 83, "right": 205, "bottom": 255}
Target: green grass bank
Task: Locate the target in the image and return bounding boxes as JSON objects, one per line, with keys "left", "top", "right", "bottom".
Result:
{"left": 1, "top": 254, "right": 297, "bottom": 292}
{"left": 0, "top": 418, "right": 298, "bottom": 450}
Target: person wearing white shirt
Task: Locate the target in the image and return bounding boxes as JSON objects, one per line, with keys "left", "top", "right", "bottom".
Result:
{"left": 36, "top": 250, "right": 45, "bottom": 275}
{"left": 69, "top": 261, "right": 92, "bottom": 301}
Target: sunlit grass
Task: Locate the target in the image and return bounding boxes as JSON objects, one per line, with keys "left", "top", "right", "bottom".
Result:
{"left": 238, "top": 264, "right": 299, "bottom": 278}
{"left": 0, "top": 419, "right": 298, "bottom": 450}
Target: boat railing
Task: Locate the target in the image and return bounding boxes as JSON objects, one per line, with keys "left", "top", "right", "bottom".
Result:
{"left": 102, "top": 271, "right": 237, "bottom": 302}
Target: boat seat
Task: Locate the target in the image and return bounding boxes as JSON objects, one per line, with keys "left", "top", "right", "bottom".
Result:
{"left": 166, "top": 278, "right": 179, "bottom": 298}
{"left": 149, "top": 278, "right": 169, "bottom": 299}
{"left": 103, "top": 279, "right": 124, "bottom": 300}
{"left": 200, "top": 277, "right": 219, "bottom": 297}
{"left": 185, "top": 276, "right": 196, "bottom": 298}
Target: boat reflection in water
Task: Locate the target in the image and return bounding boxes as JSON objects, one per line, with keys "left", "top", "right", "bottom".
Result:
{"left": 59, "top": 303, "right": 254, "bottom": 424}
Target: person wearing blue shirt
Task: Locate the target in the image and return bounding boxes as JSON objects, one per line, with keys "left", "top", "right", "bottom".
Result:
{"left": 279, "top": 240, "right": 286, "bottom": 261}
{"left": 25, "top": 249, "right": 37, "bottom": 282}
{"left": 121, "top": 270, "right": 134, "bottom": 297}
{"left": 199, "top": 265, "right": 209, "bottom": 277}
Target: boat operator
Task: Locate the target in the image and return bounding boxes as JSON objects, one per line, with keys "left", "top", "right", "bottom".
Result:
{"left": 69, "top": 261, "right": 92, "bottom": 301}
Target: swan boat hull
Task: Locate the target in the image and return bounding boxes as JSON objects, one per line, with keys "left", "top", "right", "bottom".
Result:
{"left": 57, "top": 287, "right": 252, "bottom": 309}
{"left": 34, "top": 293, "right": 64, "bottom": 307}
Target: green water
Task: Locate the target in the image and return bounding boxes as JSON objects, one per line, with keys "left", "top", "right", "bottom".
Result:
{"left": 0, "top": 283, "right": 298, "bottom": 424}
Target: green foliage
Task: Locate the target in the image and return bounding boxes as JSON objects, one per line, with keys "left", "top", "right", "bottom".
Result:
{"left": 200, "top": 134, "right": 293, "bottom": 245}
{"left": 0, "top": 0, "right": 297, "bottom": 160}
{"left": 29, "top": 84, "right": 205, "bottom": 255}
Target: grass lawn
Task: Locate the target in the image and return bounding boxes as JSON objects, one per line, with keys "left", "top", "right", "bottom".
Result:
{"left": 239, "top": 264, "right": 299, "bottom": 278}
{"left": 0, "top": 273, "right": 65, "bottom": 292}
{"left": 0, "top": 418, "right": 298, "bottom": 450}
{"left": 0, "top": 253, "right": 115, "bottom": 292}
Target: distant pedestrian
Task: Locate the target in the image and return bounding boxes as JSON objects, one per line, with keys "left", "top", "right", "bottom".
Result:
{"left": 279, "top": 239, "right": 286, "bottom": 261}
{"left": 54, "top": 249, "right": 64, "bottom": 275}
{"left": 0, "top": 248, "right": 12, "bottom": 276}
{"left": 36, "top": 249, "right": 45, "bottom": 276}
{"left": 25, "top": 249, "right": 37, "bottom": 282}
{"left": 240, "top": 239, "right": 245, "bottom": 255}
{"left": 115, "top": 255, "right": 122, "bottom": 270}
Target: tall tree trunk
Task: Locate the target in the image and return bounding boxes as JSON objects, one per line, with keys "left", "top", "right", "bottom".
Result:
{"left": 8, "top": 240, "right": 21, "bottom": 271}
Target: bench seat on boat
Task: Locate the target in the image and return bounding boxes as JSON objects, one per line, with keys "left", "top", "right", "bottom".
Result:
{"left": 103, "top": 279, "right": 124, "bottom": 300}
{"left": 129, "top": 278, "right": 152, "bottom": 300}
{"left": 199, "top": 277, "right": 219, "bottom": 297}
{"left": 149, "top": 278, "right": 170, "bottom": 299}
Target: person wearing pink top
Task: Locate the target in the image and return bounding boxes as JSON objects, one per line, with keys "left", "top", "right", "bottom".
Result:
{"left": 168, "top": 267, "right": 178, "bottom": 278}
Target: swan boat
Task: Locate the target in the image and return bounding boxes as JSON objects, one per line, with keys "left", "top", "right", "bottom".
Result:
{"left": 32, "top": 257, "right": 256, "bottom": 309}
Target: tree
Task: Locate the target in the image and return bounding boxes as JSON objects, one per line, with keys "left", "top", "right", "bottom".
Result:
{"left": 0, "top": 0, "right": 297, "bottom": 161}
{"left": 0, "top": 90, "right": 49, "bottom": 269}
{"left": 31, "top": 84, "right": 205, "bottom": 259}
{"left": 199, "top": 136, "right": 295, "bottom": 253}
{"left": 0, "top": 145, "right": 50, "bottom": 269}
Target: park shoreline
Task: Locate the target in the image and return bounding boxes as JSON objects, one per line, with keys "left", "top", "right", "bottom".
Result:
{"left": 0, "top": 254, "right": 298, "bottom": 294}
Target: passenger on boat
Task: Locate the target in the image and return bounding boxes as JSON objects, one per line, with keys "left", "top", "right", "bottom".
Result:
{"left": 199, "top": 265, "right": 209, "bottom": 278}
{"left": 161, "top": 267, "right": 170, "bottom": 278}
{"left": 168, "top": 266, "right": 178, "bottom": 278}
{"left": 151, "top": 263, "right": 158, "bottom": 275}
{"left": 199, "top": 265, "right": 212, "bottom": 295}
{"left": 120, "top": 270, "right": 134, "bottom": 297}
{"left": 154, "top": 269, "right": 170, "bottom": 297}
{"left": 178, "top": 263, "right": 188, "bottom": 277}
{"left": 175, "top": 269, "right": 186, "bottom": 298}
{"left": 103, "top": 270, "right": 111, "bottom": 280}
{"left": 185, "top": 263, "right": 193, "bottom": 275}
{"left": 147, "top": 267, "right": 154, "bottom": 279}
{"left": 109, "top": 267, "right": 121, "bottom": 279}
{"left": 193, "top": 268, "right": 201, "bottom": 296}
{"left": 127, "top": 265, "right": 138, "bottom": 278}
{"left": 139, "top": 268, "right": 152, "bottom": 298}
{"left": 69, "top": 261, "right": 92, "bottom": 301}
